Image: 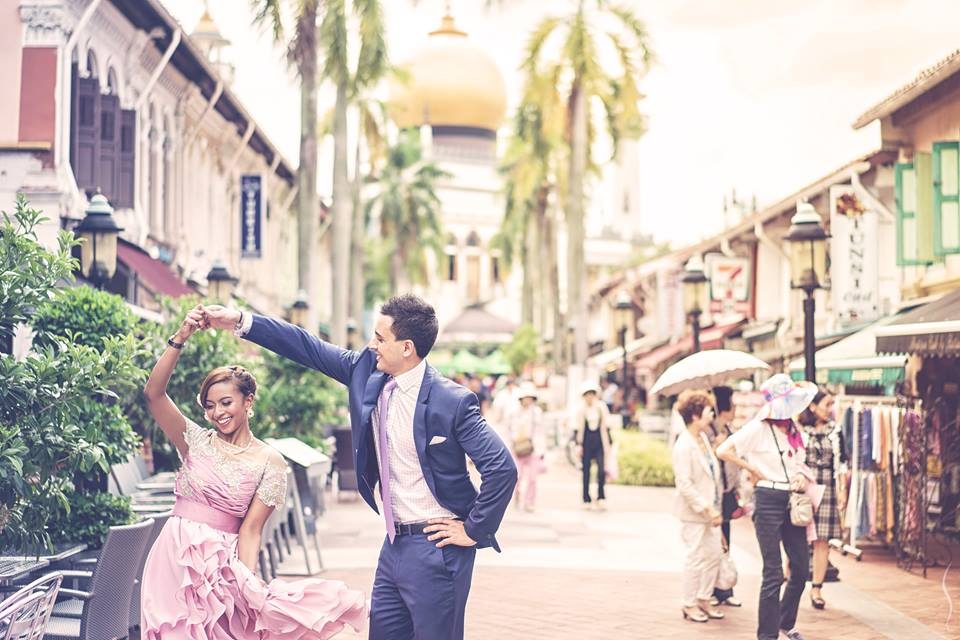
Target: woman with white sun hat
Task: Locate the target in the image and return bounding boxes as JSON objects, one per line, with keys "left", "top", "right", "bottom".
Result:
{"left": 717, "top": 374, "right": 820, "bottom": 640}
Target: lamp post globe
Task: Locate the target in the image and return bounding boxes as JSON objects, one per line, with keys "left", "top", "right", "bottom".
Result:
{"left": 76, "top": 192, "right": 123, "bottom": 290}
{"left": 206, "top": 260, "right": 238, "bottom": 303}
{"left": 681, "top": 255, "right": 709, "bottom": 353}
{"left": 290, "top": 289, "right": 310, "bottom": 328}
{"left": 613, "top": 290, "right": 633, "bottom": 428}
{"left": 784, "top": 201, "right": 829, "bottom": 383}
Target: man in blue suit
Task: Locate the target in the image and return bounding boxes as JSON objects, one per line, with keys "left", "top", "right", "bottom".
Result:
{"left": 205, "top": 295, "right": 517, "bottom": 640}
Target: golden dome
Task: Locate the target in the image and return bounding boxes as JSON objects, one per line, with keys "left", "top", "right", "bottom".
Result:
{"left": 390, "top": 12, "right": 507, "bottom": 132}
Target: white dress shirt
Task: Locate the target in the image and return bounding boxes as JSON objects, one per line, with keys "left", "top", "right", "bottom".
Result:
{"left": 373, "top": 359, "right": 456, "bottom": 524}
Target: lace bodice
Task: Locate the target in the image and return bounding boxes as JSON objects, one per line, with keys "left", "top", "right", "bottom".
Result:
{"left": 175, "top": 420, "right": 289, "bottom": 517}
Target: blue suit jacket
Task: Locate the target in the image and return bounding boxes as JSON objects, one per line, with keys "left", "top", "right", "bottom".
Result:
{"left": 246, "top": 315, "right": 518, "bottom": 551}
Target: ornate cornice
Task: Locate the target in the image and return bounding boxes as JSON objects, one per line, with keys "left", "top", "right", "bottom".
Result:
{"left": 19, "top": 2, "right": 69, "bottom": 45}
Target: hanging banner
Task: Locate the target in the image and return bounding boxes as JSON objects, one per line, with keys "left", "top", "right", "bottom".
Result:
{"left": 705, "top": 253, "right": 751, "bottom": 317}
{"left": 240, "top": 174, "right": 263, "bottom": 259}
{"left": 829, "top": 185, "right": 879, "bottom": 325}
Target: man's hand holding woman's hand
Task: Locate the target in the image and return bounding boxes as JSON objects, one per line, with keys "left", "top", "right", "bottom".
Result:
{"left": 176, "top": 305, "right": 208, "bottom": 342}
{"left": 201, "top": 305, "right": 242, "bottom": 331}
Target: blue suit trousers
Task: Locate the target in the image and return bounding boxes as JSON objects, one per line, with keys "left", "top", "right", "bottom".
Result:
{"left": 369, "top": 534, "right": 476, "bottom": 640}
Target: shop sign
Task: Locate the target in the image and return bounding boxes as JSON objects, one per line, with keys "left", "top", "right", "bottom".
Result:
{"left": 830, "top": 186, "right": 879, "bottom": 325}
{"left": 240, "top": 174, "right": 263, "bottom": 259}
{"left": 705, "top": 254, "right": 751, "bottom": 316}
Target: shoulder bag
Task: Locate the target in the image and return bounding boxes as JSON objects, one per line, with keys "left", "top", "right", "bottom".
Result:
{"left": 769, "top": 424, "right": 813, "bottom": 527}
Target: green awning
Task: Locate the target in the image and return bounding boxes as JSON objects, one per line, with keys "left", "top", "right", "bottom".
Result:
{"left": 789, "top": 367, "right": 903, "bottom": 386}
{"left": 450, "top": 349, "right": 484, "bottom": 373}
{"left": 478, "top": 349, "right": 511, "bottom": 375}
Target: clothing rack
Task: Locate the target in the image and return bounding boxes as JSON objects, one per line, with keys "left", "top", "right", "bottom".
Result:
{"left": 832, "top": 395, "right": 902, "bottom": 561}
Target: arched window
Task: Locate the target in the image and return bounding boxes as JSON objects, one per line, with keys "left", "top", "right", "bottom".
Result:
{"left": 466, "top": 230, "right": 481, "bottom": 247}
{"left": 85, "top": 49, "right": 98, "bottom": 80}
{"left": 445, "top": 233, "right": 458, "bottom": 281}
{"left": 106, "top": 68, "right": 118, "bottom": 95}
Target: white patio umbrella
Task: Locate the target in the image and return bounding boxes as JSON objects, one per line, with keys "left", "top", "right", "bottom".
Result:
{"left": 649, "top": 349, "right": 770, "bottom": 396}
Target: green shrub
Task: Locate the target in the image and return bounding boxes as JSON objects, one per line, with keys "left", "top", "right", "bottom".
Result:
{"left": 32, "top": 284, "right": 136, "bottom": 350}
{"left": 254, "top": 349, "right": 345, "bottom": 451}
{"left": 0, "top": 194, "right": 141, "bottom": 551}
{"left": 502, "top": 324, "right": 539, "bottom": 375}
{"left": 48, "top": 493, "right": 136, "bottom": 548}
{"left": 615, "top": 431, "right": 675, "bottom": 487}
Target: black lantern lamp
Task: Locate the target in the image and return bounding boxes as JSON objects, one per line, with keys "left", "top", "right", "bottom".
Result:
{"left": 76, "top": 192, "right": 123, "bottom": 289}
{"left": 206, "top": 260, "right": 238, "bottom": 303}
{"left": 681, "top": 255, "right": 709, "bottom": 353}
{"left": 290, "top": 289, "right": 310, "bottom": 328}
{"left": 784, "top": 201, "right": 829, "bottom": 382}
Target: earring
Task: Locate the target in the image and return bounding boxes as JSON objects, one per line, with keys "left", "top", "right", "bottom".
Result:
{"left": 247, "top": 408, "right": 254, "bottom": 419}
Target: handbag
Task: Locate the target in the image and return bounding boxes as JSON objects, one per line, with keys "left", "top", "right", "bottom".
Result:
{"left": 716, "top": 550, "right": 738, "bottom": 590}
{"left": 512, "top": 436, "right": 534, "bottom": 458}
{"left": 769, "top": 424, "right": 814, "bottom": 527}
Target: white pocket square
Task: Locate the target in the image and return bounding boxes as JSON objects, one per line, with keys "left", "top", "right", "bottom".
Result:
{"left": 429, "top": 436, "right": 448, "bottom": 446}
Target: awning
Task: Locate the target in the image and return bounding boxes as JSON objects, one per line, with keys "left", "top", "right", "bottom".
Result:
{"left": 587, "top": 335, "right": 667, "bottom": 371}
{"left": 634, "top": 320, "right": 746, "bottom": 374}
{"left": 789, "top": 314, "right": 907, "bottom": 387}
{"left": 876, "top": 288, "right": 960, "bottom": 356}
{"left": 437, "top": 306, "right": 518, "bottom": 345}
{"left": 117, "top": 241, "right": 194, "bottom": 298}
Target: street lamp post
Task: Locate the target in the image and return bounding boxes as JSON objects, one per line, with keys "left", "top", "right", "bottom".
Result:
{"left": 785, "top": 202, "right": 829, "bottom": 383}
{"left": 681, "top": 255, "right": 709, "bottom": 354}
{"left": 290, "top": 289, "right": 310, "bottom": 328}
{"left": 346, "top": 318, "right": 357, "bottom": 349}
{"left": 206, "top": 260, "right": 238, "bottom": 303}
{"left": 75, "top": 192, "right": 123, "bottom": 290}
{"left": 613, "top": 290, "right": 633, "bottom": 428}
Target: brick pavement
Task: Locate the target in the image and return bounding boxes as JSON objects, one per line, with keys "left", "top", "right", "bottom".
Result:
{"left": 278, "top": 457, "right": 959, "bottom": 640}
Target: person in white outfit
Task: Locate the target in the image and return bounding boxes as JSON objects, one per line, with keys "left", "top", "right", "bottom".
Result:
{"left": 508, "top": 383, "right": 546, "bottom": 512}
{"left": 672, "top": 389, "right": 725, "bottom": 624}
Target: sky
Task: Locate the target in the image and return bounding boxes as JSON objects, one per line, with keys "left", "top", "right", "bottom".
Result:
{"left": 161, "top": 0, "right": 960, "bottom": 246}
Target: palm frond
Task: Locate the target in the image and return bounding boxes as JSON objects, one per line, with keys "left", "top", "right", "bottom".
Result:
{"left": 353, "top": 0, "right": 389, "bottom": 90}
{"left": 318, "top": 0, "right": 349, "bottom": 82}
{"left": 608, "top": 4, "right": 656, "bottom": 67}
{"left": 521, "top": 16, "right": 564, "bottom": 75}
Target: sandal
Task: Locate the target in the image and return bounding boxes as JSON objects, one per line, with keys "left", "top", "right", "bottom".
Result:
{"left": 682, "top": 606, "right": 708, "bottom": 623}
{"left": 810, "top": 583, "right": 825, "bottom": 610}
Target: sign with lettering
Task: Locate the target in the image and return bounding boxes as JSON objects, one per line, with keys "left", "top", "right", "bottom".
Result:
{"left": 240, "top": 175, "right": 263, "bottom": 259}
{"left": 705, "top": 254, "right": 751, "bottom": 316}
{"left": 830, "top": 186, "right": 879, "bottom": 325}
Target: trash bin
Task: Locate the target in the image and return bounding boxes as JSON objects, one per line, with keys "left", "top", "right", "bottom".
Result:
{"left": 264, "top": 437, "right": 332, "bottom": 533}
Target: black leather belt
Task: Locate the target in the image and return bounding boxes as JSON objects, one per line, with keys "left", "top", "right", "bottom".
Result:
{"left": 394, "top": 521, "right": 430, "bottom": 536}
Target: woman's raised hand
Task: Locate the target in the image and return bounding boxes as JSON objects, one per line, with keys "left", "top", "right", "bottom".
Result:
{"left": 176, "top": 304, "right": 208, "bottom": 341}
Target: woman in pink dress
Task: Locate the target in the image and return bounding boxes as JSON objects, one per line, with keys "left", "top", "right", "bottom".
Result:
{"left": 140, "top": 305, "right": 366, "bottom": 639}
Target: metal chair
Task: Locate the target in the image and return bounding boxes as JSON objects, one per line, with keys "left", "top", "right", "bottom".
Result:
{"left": 0, "top": 572, "right": 63, "bottom": 639}
{"left": 43, "top": 518, "right": 154, "bottom": 640}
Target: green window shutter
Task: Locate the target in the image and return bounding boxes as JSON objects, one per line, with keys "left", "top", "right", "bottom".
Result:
{"left": 895, "top": 162, "right": 919, "bottom": 265}
{"left": 933, "top": 141, "right": 960, "bottom": 255}
{"left": 915, "top": 151, "right": 936, "bottom": 263}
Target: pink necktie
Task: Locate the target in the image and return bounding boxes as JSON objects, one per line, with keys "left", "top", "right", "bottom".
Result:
{"left": 377, "top": 379, "right": 398, "bottom": 543}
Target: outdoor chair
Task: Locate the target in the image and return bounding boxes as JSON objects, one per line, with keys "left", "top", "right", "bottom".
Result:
{"left": 0, "top": 572, "right": 63, "bottom": 639}
{"left": 128, "top": 514, "right": 170, "bottom": 630}
{"left": 43, "top": 518, "right": 154, "bottom": 640}
{"left": 107, "top": 460, "right": 175, "bottom": 515}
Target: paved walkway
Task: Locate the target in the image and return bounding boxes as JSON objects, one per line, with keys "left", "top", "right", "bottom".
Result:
{"left": 278, "top": 456, "right": 960, "bottom": 639}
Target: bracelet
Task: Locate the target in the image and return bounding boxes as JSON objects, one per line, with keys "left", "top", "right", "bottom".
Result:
{"left": 234, "top": 311, "right": 244, "bottom": 332}
{"left": 167, "top": 337, "right": 184, "bottom": 350}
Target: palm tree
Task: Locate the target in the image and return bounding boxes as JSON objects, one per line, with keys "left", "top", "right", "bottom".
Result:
{"left": 365, "top": 131, "right": 449, "bottom": 292}
{"left": 318, "top": 0, "right": 388, "bottom": 345}
{"left": 495, "top": 61, "right": 566, "bottom": 369}
{"left": 252, "top": 0, "right": 320, "bottom": 305}
{"left": 522, "top": 1, "right": 652, "bottom": 364}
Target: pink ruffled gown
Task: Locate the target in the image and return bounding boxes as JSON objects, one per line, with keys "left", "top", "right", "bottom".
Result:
{"left": 140, "top": 420, "right": 366, "bottom": 639}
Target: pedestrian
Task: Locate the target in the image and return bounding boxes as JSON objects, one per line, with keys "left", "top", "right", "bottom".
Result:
{"left": 140, "top": 306, "right": 365, "bottom": 638}
{"left": 672, "top": 389, "right": 726, "bottom": 624}
{"left": 708, "top": 385, "right": 744, "bottom": 608}
{"left": 204, "top": 295, "right": 518, "bottom": 640}
{"left": 717, "top": 374, "right": 819, "bottom": 640}
{"left": 574, "top": 380, "right": 612, "bottom": 510}
{"left": 798, "top": 388, "right": 844, "bottom": 610}
{"left": 508, "top": 382, "right": 547, "bottom": 512}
